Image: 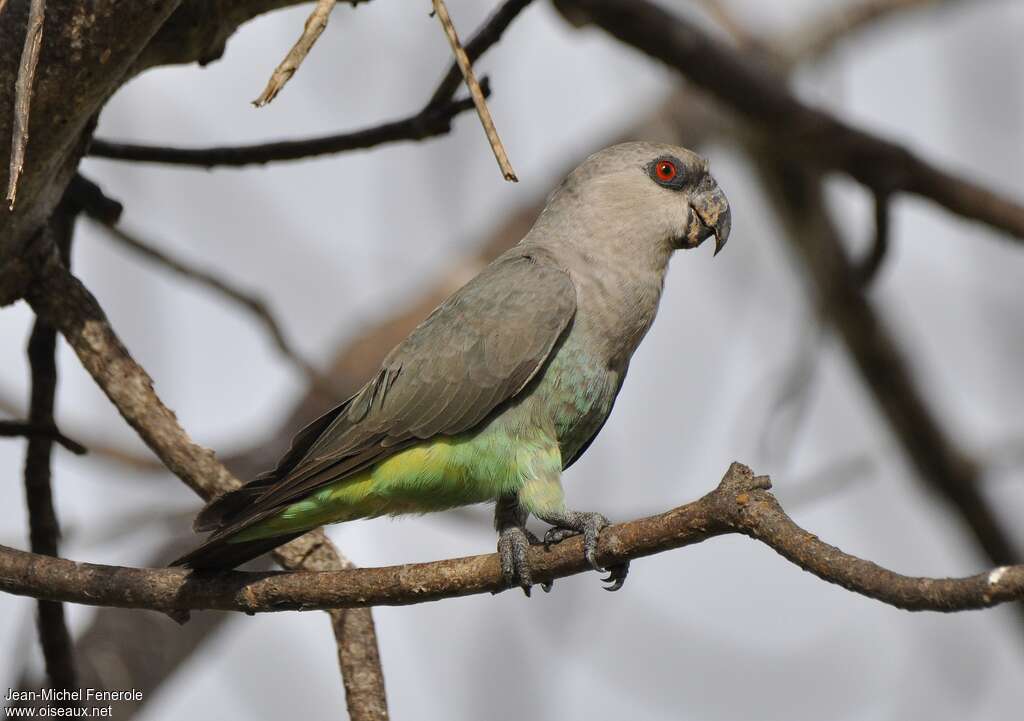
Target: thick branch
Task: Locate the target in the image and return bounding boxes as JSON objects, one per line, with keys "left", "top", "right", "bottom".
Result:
{"left": 25, "top": 250, "right": 237, "bottom": 498}
{"left": 24, "top": 253, "right": 387, "bottom": 719}
{"left": 1, "top": 463, "right": 1021, "bottom": 613}
{"left": 564, "top": 0, "right": 1024, "bottom": 242}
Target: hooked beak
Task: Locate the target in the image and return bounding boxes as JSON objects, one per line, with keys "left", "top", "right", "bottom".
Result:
{"left": 683, "top": 178, "right": 731, "bottom": 256}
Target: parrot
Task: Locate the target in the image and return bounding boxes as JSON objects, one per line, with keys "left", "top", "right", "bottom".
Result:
{"left": 171, "top": 142, "right": 731, "bottom": 594}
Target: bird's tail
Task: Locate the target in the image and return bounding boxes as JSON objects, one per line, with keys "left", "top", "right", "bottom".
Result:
{"left": 169, "top": 529, "right": 305, "bottom": 570}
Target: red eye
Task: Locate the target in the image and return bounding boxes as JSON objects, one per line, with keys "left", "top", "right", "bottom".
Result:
{"left": 655, "top": 159, "right": 677, "bottom": 183}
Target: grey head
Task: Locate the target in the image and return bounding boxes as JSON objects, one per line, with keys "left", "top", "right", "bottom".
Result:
{"left": 533, "top": 141, "right": 731, "bottom": 259}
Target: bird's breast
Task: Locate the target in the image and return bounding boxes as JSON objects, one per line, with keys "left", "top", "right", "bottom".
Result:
{"left": 531, "top": 338, "right": 621, "bottom": 464}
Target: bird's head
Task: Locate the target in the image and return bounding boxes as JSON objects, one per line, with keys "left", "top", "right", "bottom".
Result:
{"left": 540, "top": 142, "right": 731, "bottom": 258}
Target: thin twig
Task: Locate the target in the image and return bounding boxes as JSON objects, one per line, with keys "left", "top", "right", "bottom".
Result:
{"left": 856, "top": 189, "right": 891, "bottom": 286}
{"left": 89, "top": 86, "right": 482, "bottom": 167}
{"left": 6, "top": 0, "right": 46, "bottom": 210}
{"left": 89, "top": 0, "right": 535, "bottom": 169}
{"left": 427, "top": 0, "right": 535, "bottom": 108}
{"left": 91, "top": 219, "right": 336, "bottom": 397}
{"left": 253, "top": 0, "right": 338, "bottom": 107}
{"left": 22, "top": 205, "right": 78, "bottom": 697}
{"left": 431, "top": 0, "right": 517, "bottom": 181}
{"left": 2, "top": 463, "right": 1023, "bottom": 613}
{"left": 0, "top": 421, "right": 86, "bottom": 455}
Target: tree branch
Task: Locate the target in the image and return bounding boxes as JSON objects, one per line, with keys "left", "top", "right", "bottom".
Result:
{"left": 748, "top": 150, "right": 1021, "bottom": 570}
{"left": 88, "top": 0, "right": 535, "bottom": 169}
{"left": 252, "top": 0, "right": 338, "bottom": 107}
{"left": 21, "top": 200, "right": 77, "bottom": 697}
{"left": 856, "top": 189, "right": 891, "bottom": 286}
{"left": 431, "top": 0, "right": 517, "bottom": 181}
{"left": 88, "top": 83, "right": 483, "bottom": 168}
{"left": 427, "top": 0, "right": 534, "bottom": 108}
{"left": 4, "top": 0, "right": 44, "bottom": 209}
{"left": 86, "top": 215, "right": 333, "bottom": 397}
{"left": 0, "top": 420, "right": 85, "bottom": 455}
{"left": 563, "top": 0, "right": 1024, "bottom": 242}
{"left": 1, "top": 463, "right": 1021, "bottom": 614}
{"left": 24, "top": 250, "right": 388, "bottom": 719}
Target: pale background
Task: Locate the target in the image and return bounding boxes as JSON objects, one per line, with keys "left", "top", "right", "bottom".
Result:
{"left": 2, "top": 1, "right": 1023, "bottom": 719}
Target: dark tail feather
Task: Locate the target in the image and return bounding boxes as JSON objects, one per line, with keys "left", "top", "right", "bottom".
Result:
{"left": 193, "top": 485, "right": 271, "bottom": 532}
{"left": 170, "top": 531, "right": 305, "bottom": 570}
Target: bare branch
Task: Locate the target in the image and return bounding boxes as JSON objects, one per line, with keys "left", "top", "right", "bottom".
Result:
{"left": 431, "top": 0, "right": 517, "bottom": 181}
{"left": 563, "top": 0, "right": 1024, "bottom": 242}
{"left": 0, "top": 420, "right": 86, "bottom": 455}
{"left": 1, "top": 463, "right": 1022, "bottom": 614}
{"left": 90, "top": 219, "right": 334, "bottom": 397}
{"left": 21, "top": 203, "right": 77, "bottom": 697}
{"left": 5, "top": 0, "right": 45, "bottom": 209}
{"left": 253, "top": 0, "right": 338, "bottom": 107}
{"left": 88, "top": 85, "right": 482, "bottom": 168}
{"left": 427, "top": 0, "right": 535, "bottom": 108}
{"left": 26, "top": 252, "right": 238, "bottom": 498}
{"left": 89, "top": 0, "right": 535, "bottom": 170}
{"left": 24, "top": 254, "right": 388, "bottom": 718}
{"left": 748, "top": 150, "right": 1021, "bottom": 572}
{"left": 856, "top": 189, "right": 891, "bottom": 286}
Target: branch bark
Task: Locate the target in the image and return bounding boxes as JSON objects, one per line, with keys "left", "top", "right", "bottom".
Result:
{"left": 1, "top": 463, "right": 1022, "bottom": 614}
{"left": 5, "top": 0, "right": 44, "bottom": 209}
{"left": 252, "top": 0, "right": 337, "bottom": 107}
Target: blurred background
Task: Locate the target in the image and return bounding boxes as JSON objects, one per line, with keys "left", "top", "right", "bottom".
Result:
{"left": 2, "top": 0, "right": 1023, "bottom": 719}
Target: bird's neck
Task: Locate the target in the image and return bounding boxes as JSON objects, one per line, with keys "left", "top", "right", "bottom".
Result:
{"left": 522, "top": 225, "right": 671, "bottom": 369}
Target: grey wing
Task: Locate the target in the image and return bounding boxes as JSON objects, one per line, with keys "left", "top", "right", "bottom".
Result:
{"left": 200, "top": 250, "right": 577, "bottom": 535}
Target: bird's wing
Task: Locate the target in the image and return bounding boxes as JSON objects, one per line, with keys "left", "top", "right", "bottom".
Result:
{"left": 202, "top": 250, "right": 577, "bottom": 536}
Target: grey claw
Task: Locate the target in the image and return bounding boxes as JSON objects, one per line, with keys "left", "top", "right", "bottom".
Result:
{"left": 580, "top": 513, "right": 610, "bottom": 573}
{"left": 497, "top": 526, "right": 534, "bottom": 595}
{"left": 543, "top": 526, "right": 579, "bottom": 549}
{"left": 601, "top": 561, "right": 629, "bottom": 592}
{"left": 540, "top": 511, "right": 622, "bottom": 588}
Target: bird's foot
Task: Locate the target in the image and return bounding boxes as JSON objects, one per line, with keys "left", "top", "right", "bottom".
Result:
{"left": 542, "top": 511, "right": 629, "bottom": 591}
{"left": 497, "top": 526, "right": 549, "bottom": 596}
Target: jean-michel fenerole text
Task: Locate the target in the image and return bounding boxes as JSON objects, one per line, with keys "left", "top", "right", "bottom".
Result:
{"left": 5, "top": 688, "right": 143, "bottom": 703}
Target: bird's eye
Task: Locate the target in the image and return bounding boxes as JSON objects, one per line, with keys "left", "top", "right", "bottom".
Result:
{"left": 654, "top": 159, "right": 677, "bottom": 183}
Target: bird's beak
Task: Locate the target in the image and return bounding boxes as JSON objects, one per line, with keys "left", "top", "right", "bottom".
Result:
{"left": 684, "top": 178, "right": 731, "bottom": 256}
